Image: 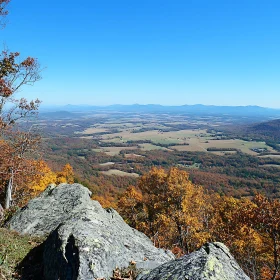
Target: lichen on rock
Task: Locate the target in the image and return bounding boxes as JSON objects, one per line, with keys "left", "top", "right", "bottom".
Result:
{"left": 139, "top": 242, "right": 250, "bottom": 280}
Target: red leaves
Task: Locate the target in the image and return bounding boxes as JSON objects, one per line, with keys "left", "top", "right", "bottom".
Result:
{"left": 0, "top": 50, "right": 41, "bottom": 127}
{"left": 20, "top": 57, "right": 35, "bottom": 68}
{"left": 0, "top": 78, "right": 12, "bottom": 97}
{"left": 251, "top": 194, "right": 280, "bottom": 235}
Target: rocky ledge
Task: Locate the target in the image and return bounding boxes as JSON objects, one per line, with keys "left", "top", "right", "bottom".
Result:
{"left": 8, "top": 183, "right": 173, "bottom": 279}
{"left": 139, "top": 242, "right": 250, "bottom": 280}
{"left": 7, "top": 183, "right": 250, "bottom": 280}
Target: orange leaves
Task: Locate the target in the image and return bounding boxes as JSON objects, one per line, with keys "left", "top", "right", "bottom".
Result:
{"left": 118, "top": 166, "right": 280, "bottom": 279}
{"left": 251, "top": 194, "right": 280, "bottom": 233}
{"left": 0, "top": 50, "right": 41, "bottom": 128}
{"left": 118, "top": 186, "right": 143, "bottom": 228}
{"left": 212, "top": 194, "right": 280, "bottom": 280}
{"left": 20, "top": 57, "right": 35, "bottom": 67}
{"left": 0, "top": 78, "right": 12, "bottom": 97}
{"left": 0, "top": 0, "right": 42, "bottom": 210}
{"left": 118, "top": 167, "right": 211, "bottom": 252}
{"left": 55, "top": 163, "right": 74, "bottom": 184}
{"left": 93, "top": 194, "right": 117, "bottom": 209}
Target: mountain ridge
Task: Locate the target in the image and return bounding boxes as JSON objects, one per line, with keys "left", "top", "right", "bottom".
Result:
{"left": 39, "top": 104, "right": 280, "bottom": 116}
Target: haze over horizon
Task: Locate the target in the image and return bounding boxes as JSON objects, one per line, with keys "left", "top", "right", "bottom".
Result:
{"left": 41, "top": 103, "right": 280, "bottom": 111}
{"left": 2, "top": 0, "right": 280, "bottom": 108}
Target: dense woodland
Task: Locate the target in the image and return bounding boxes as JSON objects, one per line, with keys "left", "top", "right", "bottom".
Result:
{"left": 118, "top": 167, "right": 280, "bottom": 280}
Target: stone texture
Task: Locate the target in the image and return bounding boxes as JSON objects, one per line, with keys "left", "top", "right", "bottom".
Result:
{"left": 7, "top": 183, "right": 174, "bottom": 279}
{"left": 139, "top": 242, "right": 250, "bottom": 280}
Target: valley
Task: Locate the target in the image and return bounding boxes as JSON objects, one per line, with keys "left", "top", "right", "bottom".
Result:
{"left": 37, "top": 107, "right": 280, "bottom": 201}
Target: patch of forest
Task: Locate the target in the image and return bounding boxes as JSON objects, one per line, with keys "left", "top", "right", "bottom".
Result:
{"left": 42, "top": 137, "right": 280, "bottom": 202}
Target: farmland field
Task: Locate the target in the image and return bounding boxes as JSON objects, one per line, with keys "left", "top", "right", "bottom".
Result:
{"left": 258, "top": 154, "right": 280, "bottom": 158}
{"left": 82, "top": 124, "right": 277, "bottom": 155}
{"left": 38, "top": 109, "right": 280, "bottom": 198}
{"left": 100, "top": 169, "right": 139, "bottom": 177}
{"left": 93, "top": 146, "right": 139, "bottom": 156}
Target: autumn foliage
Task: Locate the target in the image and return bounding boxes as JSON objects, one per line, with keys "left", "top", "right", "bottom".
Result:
{"left": 30, "top": 162, "right": 74, "bottom": 194}
{"left": 118, "top": 167, "right": 280, "bottom": 280}
{"left": 0, "top": 158, "right": 75, "bottom": 210}
{"left": 0, "top": 0, "right": 42, "bottom": 210}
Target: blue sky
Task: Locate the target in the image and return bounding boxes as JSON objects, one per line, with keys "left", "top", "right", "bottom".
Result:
{"left": 1, "top": 0, "right": 280, "bottom": 107}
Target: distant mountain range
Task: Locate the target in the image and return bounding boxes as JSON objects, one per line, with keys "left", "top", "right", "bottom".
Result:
{"left": 40, "top": 104, "right": 280, "bottom": 117}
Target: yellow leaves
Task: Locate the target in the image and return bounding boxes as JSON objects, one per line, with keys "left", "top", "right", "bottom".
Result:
{"left": 55, "top": 163, "right": 74, "bottom": 185}
{"left": 117, "top": 166, "right": 280, "bottom": 279}
{"left": 92, "top": 194, "right": 117, "bottom": 209}
{"left": 118, "top": 185, "right": 144, "bottom": 228}
{"left": 118, "top": 167, "right": 211, "bottom": 253}
{"left": 29, "top": 162, "right": 75, "bottom": 196}
{"left": 30, "top": 160, "right": 56, "bottom": 193}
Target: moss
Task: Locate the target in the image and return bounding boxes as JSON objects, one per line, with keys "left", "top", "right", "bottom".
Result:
{"left": 0, "top": 228, "right": 43, "bottom": 279}
{"left": 204, "top": 256, "right": 227, "bottom": 280}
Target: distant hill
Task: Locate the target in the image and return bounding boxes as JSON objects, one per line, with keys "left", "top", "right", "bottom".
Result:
{"left": 40, "top": 104, "right": 280, "bottom": 117}
{"left": 247, "top": 119, "right": 280, "bottom": 140}
{"left": 39, "top": 111, "right": 79, "bottom": 119}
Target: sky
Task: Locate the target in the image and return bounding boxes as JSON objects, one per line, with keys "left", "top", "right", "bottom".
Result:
{"left": 1, "top": 0, "right": 280, "bottom": 107}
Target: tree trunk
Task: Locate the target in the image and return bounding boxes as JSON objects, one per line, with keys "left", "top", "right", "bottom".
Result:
{"left": 0, "top": 203, "right": 4, "bottom": 219}
{"left": 4, "top": 174, "right": 13, "bottom": 209}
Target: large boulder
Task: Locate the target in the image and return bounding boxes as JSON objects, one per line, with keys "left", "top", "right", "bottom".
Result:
{"left": 139, "top": 242, "right": 250, "bottom": 280}
{"left": 8, "top": 183, "right": 174, "bottom": 279}
{"left": 8, "top": 183, "right": 91, "bottom": 236}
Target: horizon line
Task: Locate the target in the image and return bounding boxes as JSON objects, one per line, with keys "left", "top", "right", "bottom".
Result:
{"left": 39, "top": 103, "right": 280, "bottom": 110}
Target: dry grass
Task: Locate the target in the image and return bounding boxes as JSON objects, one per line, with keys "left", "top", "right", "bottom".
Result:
{"left": 139, "top": 143, "right": 171, "bottom": 151}
{"left": 0, "top": 228, "right": 44, "bottom": 280}
{"left": 261, "top": 164, "right": 280, "bottom": 169}
{"left": 101, "top": 129, "right": 209, "bottom": 145}
{"left": 171, "top": 139, "right": 277, "bottom": 155}
{"left": 100, "top": 169, "right": 139, "bottom": 177}
{"left": 258, "top": 154, "right": 280, "bottom": 158}
{"left": 78, "top": 127, "right": 108, "bottom": 134}
{"left": 92, "top": 147, "right": 138, "bottom": 156}
{"left": 124, "top": 153, "right": 144, "bottom": 158}
{"left": 99, "top": 162, "right": 115, "bottom": 166}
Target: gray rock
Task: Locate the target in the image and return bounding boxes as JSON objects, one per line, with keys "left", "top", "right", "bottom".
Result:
{"left": 8, "top": 183, "right": 174, "bottom": 279}
{"left": 139, "top": 242, "right": 250, "bottom": 280}
{"left": 8, "top": 183, "right": 91, "bottom": 236}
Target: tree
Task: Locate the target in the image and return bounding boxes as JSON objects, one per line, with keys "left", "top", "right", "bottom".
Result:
{"left": 118, "top": 167, "right": 211, "bottom": 252}
{"left": 0, "top": 128, "right": 41, "bottom": 208}
{"left": 248, "top": 194, "right": 280, "bottom": 280}
{"left": 29, "top": 160, "right": 57, "bottom": 195}
{"left": 212, "top": 195, "right": 265, "bottom": 280}
{"left": 55, "top": 163, "right": 74, "bottom": 184}
{"left": 118, "top": 166, "right": 280, "bottom": 279}
{"left": 0, "top": 0, "right": 42, "bottom": 210}
{"left": 0, "top": 50, "right": 41, "bottom": 129}
{"left": 118, "top": 185, "right": 143, "bottom": 228}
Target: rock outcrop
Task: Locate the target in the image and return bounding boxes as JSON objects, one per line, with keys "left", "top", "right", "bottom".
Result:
{"left": 139, "top": 242, "right": 250, "bottom": 280}
{"left": 8, "top": 183, "right": 174, "bottom": 279}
